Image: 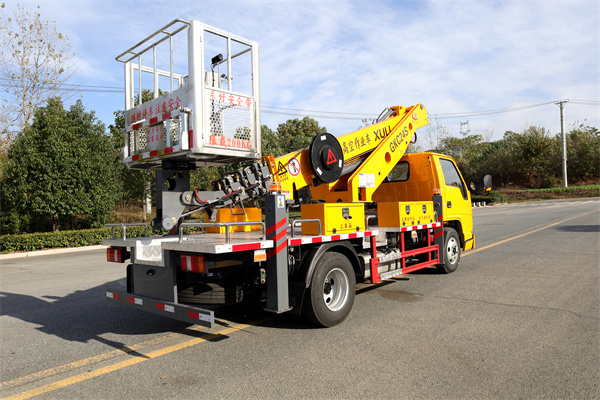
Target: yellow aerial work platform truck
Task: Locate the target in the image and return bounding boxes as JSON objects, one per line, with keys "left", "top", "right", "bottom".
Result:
{"left": 103, "top": 20, "right": 475, "bottom": 327}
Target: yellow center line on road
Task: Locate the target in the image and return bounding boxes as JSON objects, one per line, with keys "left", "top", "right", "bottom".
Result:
{"left": 463, "top": 210, "right": 596, "bottom": 257}
{"left": 1, "top": 330, "right": 187, "bottom": 390}
{"left": 2, "top": 318, "right": 272, "bottom": 400}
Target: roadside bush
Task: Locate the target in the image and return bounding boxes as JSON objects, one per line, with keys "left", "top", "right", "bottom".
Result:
{"left": 566, "top": 126, "right": 600, "bottom": 181}
{"left": 0, "top": 226, "right": 149, "bottom": 253}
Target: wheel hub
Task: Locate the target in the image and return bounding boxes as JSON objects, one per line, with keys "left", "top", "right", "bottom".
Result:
{"left": 446, "top": 237, "right": 459, "bottom": 264}
{"left": 322, "top": 268, "right": 349, "bottom": 311}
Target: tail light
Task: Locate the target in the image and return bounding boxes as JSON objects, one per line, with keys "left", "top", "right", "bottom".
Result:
{"left": 181, "top": 254, "right": 206, "bottom": 273}
{"left": 107, "top": 247, "right": 130, "bottom": 263}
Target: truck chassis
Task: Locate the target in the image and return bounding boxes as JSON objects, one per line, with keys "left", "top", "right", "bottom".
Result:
{"left": 104, "top": 193, "right": 448, "bottom": 328}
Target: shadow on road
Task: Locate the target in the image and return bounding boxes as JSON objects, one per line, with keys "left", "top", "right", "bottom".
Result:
{"left": 0, "top": 267, "right": 446, "bottom": 343}
{"left": 0, "top": 276, "right": 313, "bottom": 348}
{"left": 0, "top": 279, "right": 195, "bottom": 352}
{"left": 553, "top": 224, "right": 600, "bottom": 233}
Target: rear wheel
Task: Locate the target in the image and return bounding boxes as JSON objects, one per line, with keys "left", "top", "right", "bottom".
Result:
{"left": 303, "top": 252, "right": 355, "bottom": 327}
{"left": 436, "top": 227, "right": 460, "bottom": 274}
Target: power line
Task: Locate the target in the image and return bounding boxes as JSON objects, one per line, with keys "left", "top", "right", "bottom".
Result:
{"left": 568, "top": 99, "right": 600, "bottom": 106}
{"left": 0, "top": 81, "right": 123, "bottom": 93}
{"left": 261, "top": 109, "right": 374, "bottom": 121}
{"left": 1, "top": 78, "right": 597, "bottom": 119}
{"left": 431, "top": 102, "right": 557, "bottom": 119}
{"left": 262, "top": 105, "right": 378, "bottom": 117}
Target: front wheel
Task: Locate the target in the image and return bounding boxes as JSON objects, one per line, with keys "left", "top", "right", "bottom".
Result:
{"left": 303, "top": 252, "right": 356, "bottom": 327}
{"left": 436, "top": 227, "right": 461, "bottom": 274}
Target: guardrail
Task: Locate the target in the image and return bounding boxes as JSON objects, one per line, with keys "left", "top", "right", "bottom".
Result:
{"left": 291, "top": 219, "right": 322, "bottom": 238}
{"left": 365, "top": 215, "right": 376, "bottom": 230}
{"left": 105, "top": 223, "right": 149, "bottom": 240}
{"left": 178, "top": 221, "right": 266, "bottom": 244}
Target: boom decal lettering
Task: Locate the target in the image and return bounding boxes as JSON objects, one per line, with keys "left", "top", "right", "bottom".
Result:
{"left": 339, "top": 122, "right": 395, "bottom": 156}
{"left": 340, "top": 131, "right": 372, "bottom": 155}
{"left": 389, "top": 126, "right": 411, "bottom": 153}
{"left": 374, "top": 125, "right": 391, "bottom": 141}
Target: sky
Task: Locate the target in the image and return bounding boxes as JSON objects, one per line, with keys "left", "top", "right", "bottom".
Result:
{"left": 2, "top": 0, "right": 599, "bottom": 142}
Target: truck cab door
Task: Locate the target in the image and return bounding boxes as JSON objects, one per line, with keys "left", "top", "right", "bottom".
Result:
{"left": 435, "top": 156, "right": 475, "bottom": 250}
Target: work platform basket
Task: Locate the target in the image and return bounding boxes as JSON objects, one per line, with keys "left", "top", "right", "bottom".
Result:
{"left": 116, "top": 19, "right": 261, "bottom": 168}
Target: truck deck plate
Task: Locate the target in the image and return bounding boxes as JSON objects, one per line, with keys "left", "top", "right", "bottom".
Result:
{"left": 162, "top": 231, "right": 273, "bottom": 254}
{"left": 103, "top": 224, "right": 436, "bottom": 257}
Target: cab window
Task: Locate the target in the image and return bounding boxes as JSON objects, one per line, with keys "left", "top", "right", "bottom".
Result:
{"left": 385, "top": 161, "right": 409, "bottom": 182}
{"left": 439, "top": 159, "right": 467, "bottom": 199}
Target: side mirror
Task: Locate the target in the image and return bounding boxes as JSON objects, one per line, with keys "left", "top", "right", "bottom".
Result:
{"left": 483, "top": 175, "right": 492, "bottom": 194}
{"left": 469, "top": 182, "right": 477, "bottom": 192}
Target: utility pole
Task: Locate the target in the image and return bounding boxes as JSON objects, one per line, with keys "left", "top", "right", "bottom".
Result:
{"left": 555, "top": 100, "right": 569, "bottom": 187}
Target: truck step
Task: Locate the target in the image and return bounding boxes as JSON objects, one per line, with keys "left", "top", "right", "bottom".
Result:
{"left": 378, "top": 268, "right": 404, "bottom": 281}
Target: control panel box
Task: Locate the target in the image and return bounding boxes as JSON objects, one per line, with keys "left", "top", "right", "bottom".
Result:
{"left": 301, "top": 203, "right": 365, "bottom": 236}
{"left": 377, "top": 201, "right": 434, "bottom": 227}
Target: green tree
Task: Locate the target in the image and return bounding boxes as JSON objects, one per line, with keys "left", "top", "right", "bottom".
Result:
{"left": 438, "top": 134, "right": 487, "bottom": 185}
{"left": 511, "top": 126, "right": 557, "bottom": 188}
{"left": 270, "top": 116, "right": 327, "bottom": 157}
{"left": 0, "top": 3, "right": 78, "bottom": 151}
{"left": 469, "top": 126, "right": 560, "bottom": 189}
{"left": 565, "top": 125, "right": 600, "bottom": 182}
{"left": 260, "top": 125, "right": 280, "bottom": 157}
{"left": 1, "top": 97, "right": 119, "bottom": 233}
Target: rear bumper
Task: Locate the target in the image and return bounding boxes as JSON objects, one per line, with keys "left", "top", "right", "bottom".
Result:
{"left": 106, "top": 289, "right": 214, "bottom": 328}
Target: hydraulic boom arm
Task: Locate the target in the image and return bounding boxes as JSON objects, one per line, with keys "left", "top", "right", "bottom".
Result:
{"left": 268, "top": 104, "right": 428, "bottom": 203}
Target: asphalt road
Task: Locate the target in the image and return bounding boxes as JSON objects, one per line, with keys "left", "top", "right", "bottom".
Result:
{"left": 1, "top": 198, "right": 599, "bottom": 399}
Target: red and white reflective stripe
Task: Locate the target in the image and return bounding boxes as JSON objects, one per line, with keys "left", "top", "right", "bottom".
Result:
{"left": 155, "top": 303, "right": 175, "bottom": 313}
{"left": 212, "top": 241, "right": 271, "bottom": 254}
{"left": 398, "top": 222, "right": 441, "bottom": 232}
{"left": 188, "top": 311, "right": 212, "bottom": 322}
{"left": 127, "top": 296, "right": 144, "bottom": 305}
{"left": 288, "top": 230, "right": 376, "bottom": 247}
{"left": 127, "top": 111, "right": 174, "bottom": 133}
{"left": 266, "top": 217, "right": 288, "bottom": 259}
{"left": 106, "top": 291, "right": 120, "bottom": 300}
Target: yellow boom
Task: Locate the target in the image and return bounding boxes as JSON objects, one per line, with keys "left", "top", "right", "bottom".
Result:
{"left": 267, "top": 104, "right": 428, "bottom": 203}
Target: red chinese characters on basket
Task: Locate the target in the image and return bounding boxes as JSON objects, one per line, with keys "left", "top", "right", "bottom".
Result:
{"left": 130, "top": 96, "right": 183, "bottom": 125}
{"left": 208, "top": 135, "right": 252, "bottom": 149}
{"left": 146, "top": 125, "right": 164, "bottom": 144}
{"left": 208, "top": 90, "right": 253, "bottom": 109}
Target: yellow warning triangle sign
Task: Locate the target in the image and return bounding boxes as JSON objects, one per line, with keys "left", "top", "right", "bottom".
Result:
{"left": 278, "top": 161, "right": 288, "bottom": 175}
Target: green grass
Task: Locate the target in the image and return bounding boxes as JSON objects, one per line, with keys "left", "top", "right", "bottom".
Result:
{"left": 472, "top": 184, "right": 599, "bottom": 205}
{"left": 513, "top": 184, "right": 599, "bottom": 193}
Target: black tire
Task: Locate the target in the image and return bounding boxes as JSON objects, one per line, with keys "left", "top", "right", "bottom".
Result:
{"left": 302, "top": 252, "right": 356, "bottom": 327}
{"left": 436, "top": 227, "right": 460, "bottom": 274}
